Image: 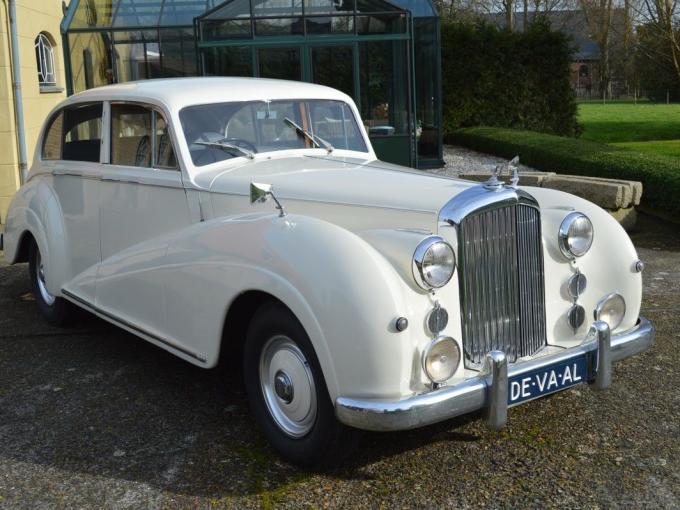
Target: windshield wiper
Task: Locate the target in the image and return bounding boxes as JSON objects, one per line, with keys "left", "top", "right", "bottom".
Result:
{"left": 195, "top": 141, "right": 255, "bottom": 160}
{"left": 284, "top": 117, "right": 334, "bottom": 154}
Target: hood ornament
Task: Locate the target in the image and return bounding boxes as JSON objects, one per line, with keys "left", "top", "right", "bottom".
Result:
{"left": 483, "top": 156, "right": 520, "bottom": 191}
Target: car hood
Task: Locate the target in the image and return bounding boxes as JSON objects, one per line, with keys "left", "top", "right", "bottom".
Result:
{"left": 199, "top": 154, "right": 477, "bottom": 230}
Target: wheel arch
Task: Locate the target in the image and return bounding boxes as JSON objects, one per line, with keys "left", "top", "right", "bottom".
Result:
{"left": 218, "top": 289, "right": 285, "bottom": 371}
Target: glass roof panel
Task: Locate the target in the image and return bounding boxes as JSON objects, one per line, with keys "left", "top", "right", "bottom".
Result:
{"left": 68, "top": 0, "right": 117, "bottom": 29}
{"left": 355, "top": 0, "right": 403, "bottom": 13}
{"left": 113, "top": 0, "right": 163, "bottom": 27}
{"left": 64, "top": 0, "right": 219, "bottom": 30}
{"left": 387, "top": 0, "right": 437, "bottom": 17}
{"left": 160, "top": 0, "right": 216, "bottom": 25}
{"left": 252, "top": 0, "right": 302, "bottom": 17}
{"left": 304, "top": 0, "right": 354, "bottom": 15}
{"left": 201, "top": 0, "right": 251, "bottom": 19}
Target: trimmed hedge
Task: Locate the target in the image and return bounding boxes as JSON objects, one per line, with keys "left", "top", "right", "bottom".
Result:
{"left": 451, "top": 127, "right": 680, "bottom": 219}
{"left": 441, "top": 22, "right": 580, "bottom": 138}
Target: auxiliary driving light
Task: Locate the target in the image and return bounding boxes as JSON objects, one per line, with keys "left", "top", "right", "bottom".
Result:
{"left": 422, "top": 336, "right": 460, "bottom": 383}
{"left": 594, "top": 293, "right": 626, "bottom": 331}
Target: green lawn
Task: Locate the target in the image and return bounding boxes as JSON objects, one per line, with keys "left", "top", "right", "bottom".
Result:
{"left": 578, "top": 103, "right": 680, "bottom": 158}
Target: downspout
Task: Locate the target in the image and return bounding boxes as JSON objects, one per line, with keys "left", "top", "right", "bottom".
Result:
{"left": 5, "top": 0, "right": 28, "bottom": 184}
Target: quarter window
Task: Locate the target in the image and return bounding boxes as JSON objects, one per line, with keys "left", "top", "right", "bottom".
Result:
{"left": 111, "top": 104, "right": 177, "bottom": 169}
{"left": 42, "top": 103, "right": 103, "bottom": 162}
{"left": 35, "top": 33, "right": 57, "bottom": 88}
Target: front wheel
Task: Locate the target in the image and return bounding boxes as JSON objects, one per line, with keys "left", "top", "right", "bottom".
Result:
{"left": 243, "top": 302, "right": 358, "bottom": 467}
{"left": 28, "top": 240, "right": 75, "bottom": 326}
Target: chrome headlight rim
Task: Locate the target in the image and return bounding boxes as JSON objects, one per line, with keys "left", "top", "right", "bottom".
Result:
{"left": 421, "top": 336, "right": 461, "bottom": 384}
{"left": 412, "top": 236, "right": 456, "bottom": 290}
{"left": 558, "top": 212, "right": 594, "bottom": 259}
{"left": 594, "top": 292, "right": 626, "bottom": 331}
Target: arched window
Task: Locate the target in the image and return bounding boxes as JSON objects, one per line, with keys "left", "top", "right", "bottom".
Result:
{"left": 35, "top": 33, "right": 57, "bottom": 88}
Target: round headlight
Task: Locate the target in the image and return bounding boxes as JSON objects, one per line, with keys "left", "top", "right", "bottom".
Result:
{"left": 412, "top": 236, "right": 456, "bottom": 290}
{"left": 594, "top": 293, "right": 626, "bottom": 331}
{"left": 558, "top": 212, "right": 594, "bottom": 259}
{"left": 422, "top": 336, "right": 460, "bottom": 383}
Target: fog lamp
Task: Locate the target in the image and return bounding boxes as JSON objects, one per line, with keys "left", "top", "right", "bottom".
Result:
{"left": 594, "top": 293, "right": 626, "bottom": 331}
{"left": 422, "top": 336, "right": 460, "bottom": 383}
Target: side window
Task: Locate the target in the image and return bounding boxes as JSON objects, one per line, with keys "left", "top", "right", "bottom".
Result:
{"left": 61, "top": 103, "right": 103, "bottom": 162}
{"left": 154, "top": 113, "right": 178, "bottom": 169}
{"left": 42, "top": 111, "right": 63, "bottom": 160}
{"left": 111, "top": 104, "right": 152, "bottom": 167}
{"left": 111, "top": 104, "right": 177, "bottom": 169}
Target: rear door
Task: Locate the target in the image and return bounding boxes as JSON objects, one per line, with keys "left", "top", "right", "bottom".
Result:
{"left": 44, "top": 102, "right": 104, "bottom": 302}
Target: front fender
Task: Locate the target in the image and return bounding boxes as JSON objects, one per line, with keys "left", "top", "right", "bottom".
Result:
{"left": 528, "top": 186, "right": 642, "bottom": 345}
{"left": 162, "top": 212, "right": 434, "bottom": 401}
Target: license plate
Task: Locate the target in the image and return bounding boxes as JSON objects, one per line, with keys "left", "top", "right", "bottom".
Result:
{"left": 508, "top": 354, "right": 589, "bottom": 406}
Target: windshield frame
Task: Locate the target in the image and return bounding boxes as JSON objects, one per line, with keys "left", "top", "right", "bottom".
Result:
{"left": 178, "top": 98, "right": 372, "bottom": 169}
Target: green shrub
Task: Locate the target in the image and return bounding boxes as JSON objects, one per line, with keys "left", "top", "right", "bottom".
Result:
{"left": 452, "top": 127, "right": 680, "bottom": 218}
{"left": 441, "top": 22, "right": 580, "bottom": 138}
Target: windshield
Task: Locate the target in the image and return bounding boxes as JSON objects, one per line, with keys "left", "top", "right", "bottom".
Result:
{"left": 180, "top": 99, "right": 368, "bottom": 166}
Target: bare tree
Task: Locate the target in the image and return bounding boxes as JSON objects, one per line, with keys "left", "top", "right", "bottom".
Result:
{"left": 636, "top": 0, "right": 680, "bottom": 82}
{"left": 579, "top": 0, "right": 616, "bottom": 97}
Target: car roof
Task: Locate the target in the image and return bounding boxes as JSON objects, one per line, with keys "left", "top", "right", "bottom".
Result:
{"left": 64, "top": 77, "right": 352, "bottom": 112}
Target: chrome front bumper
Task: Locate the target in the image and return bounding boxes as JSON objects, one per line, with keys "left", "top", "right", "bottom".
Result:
{"left": 335, "top": 317, "right": 654, "bottom": 432}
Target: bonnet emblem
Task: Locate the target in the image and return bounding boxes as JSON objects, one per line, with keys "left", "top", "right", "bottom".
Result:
{"left": 483, "top": 156, "right": 520, "bottom": 191}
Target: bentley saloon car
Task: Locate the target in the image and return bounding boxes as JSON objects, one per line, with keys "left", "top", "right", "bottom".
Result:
{"left": 2, "top": 78, "right": 653, "bottom": 466}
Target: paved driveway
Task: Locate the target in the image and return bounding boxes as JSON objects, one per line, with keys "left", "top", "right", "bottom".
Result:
{"left": 0, "top": 214, "right": 678, "bottom": 509}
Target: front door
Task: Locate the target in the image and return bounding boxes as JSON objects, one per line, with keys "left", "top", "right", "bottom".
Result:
{"left": 96, "top": 102, "right": 191, "bottom": 335}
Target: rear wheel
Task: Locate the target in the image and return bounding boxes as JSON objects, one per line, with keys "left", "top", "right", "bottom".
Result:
{"left": 28, "top": 240, "right": 75, "bottom": 326}
{"left": 243, "top": 302, "right": 358, "bottom": 467}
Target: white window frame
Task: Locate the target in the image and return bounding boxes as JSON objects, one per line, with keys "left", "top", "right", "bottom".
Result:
{"left": 35, "top": 33, "right": 57, "bottom": 88}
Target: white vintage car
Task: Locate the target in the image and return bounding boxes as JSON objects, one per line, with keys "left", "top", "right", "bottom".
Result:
{"left": 2, "top": 78, "right": 653, "bottom": 466}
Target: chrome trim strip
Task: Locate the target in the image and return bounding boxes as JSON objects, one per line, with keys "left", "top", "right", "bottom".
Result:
{"left": 61, "top": 289, "right": 207, "bottom": 362}
{"left": 335, "top": 317, "right": 653, "bottom": 432}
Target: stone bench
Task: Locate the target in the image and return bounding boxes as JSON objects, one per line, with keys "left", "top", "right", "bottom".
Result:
{"left": 458, "top": 170, "right": 642, "bottom": 230}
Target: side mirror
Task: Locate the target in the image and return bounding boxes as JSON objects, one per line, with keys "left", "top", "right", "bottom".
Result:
{"left": 250, "top": 182, "right": 273, "bottom": 204}
{"left": 250, "top": 182, "right": 286, "bottom": 217}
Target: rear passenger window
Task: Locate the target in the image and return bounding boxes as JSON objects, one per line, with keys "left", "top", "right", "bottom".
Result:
{"left": 111, "top": 104, "right": 177, "bottom": 169}
{"left": 42, "top": 103, "right": 103, "bottom": 162}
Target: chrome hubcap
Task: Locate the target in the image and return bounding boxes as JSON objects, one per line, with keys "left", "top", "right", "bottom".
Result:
{"left": 259, "top": 335, "right": 317, "bottom": 438}
{"left": 274, "top": 370, "right": 294, "bottom": 404}
{"left": 35, "top": 251, "right": 56, "bottom": 306}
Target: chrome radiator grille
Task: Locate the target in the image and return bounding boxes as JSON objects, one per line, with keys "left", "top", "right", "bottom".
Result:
{"left": 457, "top": 204, "right": 546, "bottom": 366}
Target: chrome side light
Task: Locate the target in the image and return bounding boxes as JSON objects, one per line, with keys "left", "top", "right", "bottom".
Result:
{"left": 412, "top": 236, "right": 456, "bottom": 290}
{"left": 422, "top": 336, "right": 460, "bottom": 383}
{"left": 567, "top": 304, "right": 586, "bottom": 329}
{"left": 594, "top": 293, "right": 626, "bottom": 331}
{"left": 558, "top": 212, "right": 594, "bottom": 259}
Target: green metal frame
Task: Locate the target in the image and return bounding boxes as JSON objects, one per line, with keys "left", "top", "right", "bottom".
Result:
{"left": 59, "top": 0, "right": 443, "bottom": 168}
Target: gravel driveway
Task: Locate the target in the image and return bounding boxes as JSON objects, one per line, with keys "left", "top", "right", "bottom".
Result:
{"left": 0, "top": 213, "right": 678, "bottom": 509}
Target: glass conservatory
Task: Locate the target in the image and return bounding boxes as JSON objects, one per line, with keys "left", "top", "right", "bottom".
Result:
{"left": 61, "top": 0, "right": 442, "bottom": 168}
